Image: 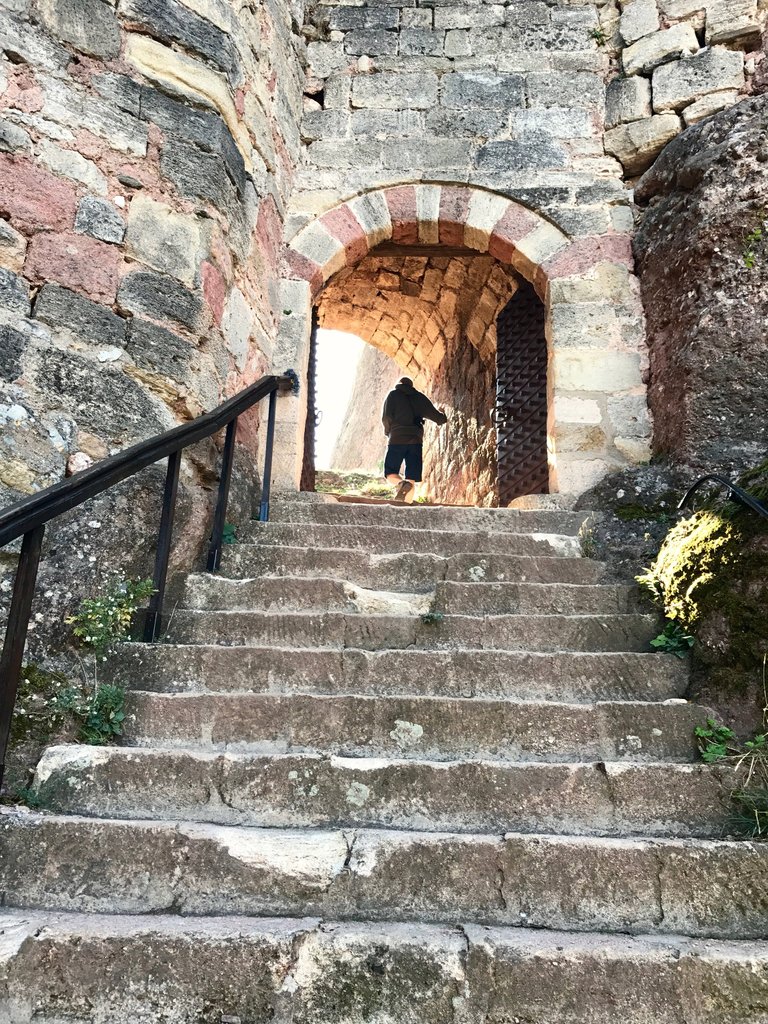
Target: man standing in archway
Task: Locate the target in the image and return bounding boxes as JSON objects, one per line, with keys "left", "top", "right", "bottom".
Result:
{"left": 382, "top": 377, "right": 447, "bottom": 503}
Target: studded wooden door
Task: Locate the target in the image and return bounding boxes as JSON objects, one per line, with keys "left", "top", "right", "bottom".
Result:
{"left": 300, "top": 309, "right": 318, "bottom": 492}
{"left": 495, "top": 283, "right": 549, "bottom": 505}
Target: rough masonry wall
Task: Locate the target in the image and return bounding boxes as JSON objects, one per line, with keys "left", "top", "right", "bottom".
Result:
{"left": 0, "top": 0, "right": 306, "bottom": 650}
{"left": 320, "top": 253, "right": 517, "bottom": 505}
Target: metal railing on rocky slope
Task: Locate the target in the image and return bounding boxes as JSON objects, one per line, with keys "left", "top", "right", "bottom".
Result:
{"left": 678, "top": 474, "right": 768, "bottom": 520}
{"left": 0, "top": 370, "right": 298, "bottom": 788}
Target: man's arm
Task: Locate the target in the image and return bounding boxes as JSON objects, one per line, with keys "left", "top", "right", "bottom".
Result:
{"left": 382, "top": 395, "right": 393, "bottom": 436}
{"left": 417, "top": 394, "right": 447, "bottom": 426}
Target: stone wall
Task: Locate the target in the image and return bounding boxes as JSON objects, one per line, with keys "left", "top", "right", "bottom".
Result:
{"left": 0, "top": 0, "right": 307, "bottom": 651}
{"left": 319, "top": 252, "right": 518, "bottom": 505}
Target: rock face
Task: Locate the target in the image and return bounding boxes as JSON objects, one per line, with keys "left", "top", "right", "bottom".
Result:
{"left": 331, "top": 345, "right": 400, "bottom": 475}
{"left": 634, "top": 95, "right": 768, "bottom": 472}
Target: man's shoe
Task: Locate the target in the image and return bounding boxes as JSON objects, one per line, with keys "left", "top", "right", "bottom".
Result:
{"left": 394, "top": 480, "right": 414, "bottom": 502}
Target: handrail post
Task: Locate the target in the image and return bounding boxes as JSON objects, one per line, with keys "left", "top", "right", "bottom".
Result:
{"left": 258, "top": 387, "right": 278, "bottom": 523}
{"left": 143, "top": 450, "right": 181, "bottom": 642}
{"left": 207, "top": 418, "right": 238, "bottom": 573}
{"left": 0, "top": 524, "right": 45, "bottom": 792}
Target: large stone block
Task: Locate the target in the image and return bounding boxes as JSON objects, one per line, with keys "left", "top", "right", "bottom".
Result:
{"left": 120, "top": 0, "right": 240, "bottom": 82}
{"left": 37, "top": 141, "right": 107, "bottom": 196}
{"left": 606, "top": 77, "right": 652, "bottom": 128}
{"left": 652, "top": 48, "right": 744, "bottom": 112}
{"left": 0, "top": 268, "right": 30, "bottom": 316}
{"left": 330, "top": 8, "right": 399, "bottom": 30}
{"left": 141, "top": 86, "right": 246, "bottom": 195}
{"left": 526, "top": 72, "right": 604, "bottom": 108}
{"left": 622, "top": 24, "right": 699, "bottom": 76}
{"left": 34, "top": 284, "right": 126, "bottom": 348}
{"left": 0, "top": 118, "right": 31, "bottom": 155}
{"left": 125, "top": 195, "right": 202, "bottom": 287}
{"left": 604, "top": 113, "right": 682, "bottom": 174}
{"left": 352, "top": 72, "right": 439, "bottom": 110}
{"left": 683, "top": 89, "right": 739, "bottom": 125}
{"left": 509, "top": 107, "right": 593, "bottom": 138}
{"left": 25, "top": 231, "right": 120, "bottom": 304}
{"left": 442, "top": 72, "right": 525, "bottom": 110}
{"left": 619, "top": 0, "right": 660, "bottom": 45}
{"left": 344, "top": 30, "right": 399, "bottom": 55}
{"left": 476, "top": 137, "right": 568, "bottom": 171}
{"left": 435, "top": 6, "right": 505, "bottom": 28}
{"left": 222, "top": 287, "right": 254, "bottom": 371}
{"left": 705, "top": 0, "right": 762, "bottom": 46}
{"left": 426, "top": 108, "right": 507, "bottom": 138}
{"left": 160, "top": 138, "right": 234, "bottom": 210}
{"left": 554, "top": 350, "right": 644, "bottom": 391}
{"left": 0, "top": 325, "right": 27, "bottom": 381}
{"left": 350, "top": 109, "right": 423, "bottom": 139}
{"left": 399, "top": 29, "right": 445, "bottom": 56}
{"left": 75, "top": 197, "right": 126, "bottom": 245}
{"left": 36, "top": 0, "right": 120, "bottom": 59}
{"left": 117, "top": 270, "right": 205, "bottom": 333}
{"left": 126, "top": 318, "right": 194, "bottom": 383}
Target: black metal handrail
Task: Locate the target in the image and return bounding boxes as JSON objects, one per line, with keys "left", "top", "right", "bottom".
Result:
{"left": 678, "top": 473, "right": 768, "bottom": 521}
{"left": 0, "top": 369, "right": 298, "bottom": 788}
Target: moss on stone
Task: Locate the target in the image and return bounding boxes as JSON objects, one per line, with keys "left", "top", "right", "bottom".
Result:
{"left": 642, "top": 464, "right": 768, "bottom": 688}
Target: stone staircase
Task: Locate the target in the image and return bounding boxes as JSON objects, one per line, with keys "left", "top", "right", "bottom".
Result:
{"left": 1, "top": 493, "right": 767, "bottom": 1023}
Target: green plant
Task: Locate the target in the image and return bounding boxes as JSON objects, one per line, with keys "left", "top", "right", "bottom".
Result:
{"left": 590, "top": 26, "right": 607, "bottom": 45}
{"left": 578, "top": 521, "right": 597, "bottom": 559}
{"left": 67, "top": 576, "right": 155, "bottom": 655}
{"left": 650, "top": 619, "right": 694, "bottom": 658}
{"left": 695, "top": 718, "right": 738, "bottom": 762}
{"left": 78, "top": 683, "right": 126, "bottom": 744}
{"left": 222, "top": 523, "right": 237, "bottom": 545}
{"left": 420, "top": 611, "right": 445, "bottom": 626}
{"left": 743, "top": 225, "right": 764, "bottom": 269}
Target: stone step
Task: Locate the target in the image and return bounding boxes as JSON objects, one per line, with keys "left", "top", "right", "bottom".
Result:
{"left": 122, "top": 692, "right": 707, "bottom": 763}
{"left": 112, "top": 645, "right": 689, "bottom": 703}
{"left": 162, "top": 610, "right": 659, "bottom": 653}
{"left": 268, "top": 500, "right": 589, "bottom": 535}
{"left": 240, "top": 522, "right": 582, "bottom": 558}
{"left": 32, "top": 747, "right": 736, "bottom": 838}
{"left": 180, "top": 574, "right": 638, "bottom": 616}
{"left": 2, "top": 909, "right": 766, "bottom": 1024}
{"left": 1, "top": 813, "right": 764, "bottom": 939}
{"left": 222, "top": 544, "right": 606, "bottom": 588}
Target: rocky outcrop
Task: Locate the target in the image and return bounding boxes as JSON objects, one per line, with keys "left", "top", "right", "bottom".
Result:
{"left": 331, "top": 345, "right": 400, "bottom": 475}
{"left": 635, "top": 95, "right": 768, "bottom": 473}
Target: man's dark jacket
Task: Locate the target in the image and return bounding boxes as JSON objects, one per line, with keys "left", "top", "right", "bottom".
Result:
{"left": 382, "top": 380, "right": 447, "bottom": 445}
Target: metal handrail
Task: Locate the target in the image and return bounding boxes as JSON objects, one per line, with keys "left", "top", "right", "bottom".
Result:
{"left": 678, "top": 473, "right": 768, "bottom": 521}
{"left": 0, "top": 368, "right": 299, "bottom": 788}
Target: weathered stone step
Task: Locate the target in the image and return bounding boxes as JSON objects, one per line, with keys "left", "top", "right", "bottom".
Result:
{"left": 33, "top": 747, "right": 735, "bottom": 838}
{"left": 223, "top": 544, "right": 606, "bottom": 588}
{"left": 268, "top": 500, "right": 588, "bottom": 535}
{"left": 2, "top": 910, "right": 766, "bottom": 1024}
{"left": 435, "top": 580, "right": 640, "bottom": 616}
{"left": 112, "top": 645, "right": 688, "bottom": 703}
{"left": 180, "top": 575, "right": 638, "bottom": 616}
{"left": 241, "top": 522, "right": 582, "bottom": 558}
{"left": 123, "top": 692, "right": 706, "bottom": 763}
{"left": 162, "top": 610, "right": 659, "bottom": 653}
{"left": 1, "top": 813, "right": 764, "bottom": 939}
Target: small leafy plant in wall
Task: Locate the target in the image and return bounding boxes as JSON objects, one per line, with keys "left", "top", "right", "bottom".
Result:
{"left": 67, "top": 576, "right": 155, "bottom": 656}
{"left": 650, "top": 619, "right": 694, "bottom": 658}
{"left": 695, "top": 717, "right": 768, "bottom": 838}
{"left": 743, "top": 223, "right": 765, "bottom": 270}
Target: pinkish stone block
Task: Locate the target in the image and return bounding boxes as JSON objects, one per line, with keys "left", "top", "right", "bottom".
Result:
{"left": 0, "top": 156, "right": 78, "bottom": 234}
{"left": 385, "top": 185, "right": 418, "bottom": 245}
{"left": 202, "top": 260, "right": 226, "bottom": 325}
{"left": 488, "top": 205, "right": 540, "bottom": 265}
{"left": 25, "top": 230, "right": 121, "bottom": 303}
{"left": 438, "top": 186, "right": 472, "bottom": 246}
{"left": 284, "top": 249, "right": 323, "bottom": 296}
{"left": 544, "top": 234, "right": 635, "bottom": 280}
{"left": 321, "top": 206, "right": 369, "bottom": 265}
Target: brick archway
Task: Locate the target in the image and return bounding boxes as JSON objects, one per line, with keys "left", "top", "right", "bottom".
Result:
{"left": 276, "top": 183, "right": 648, "bottom": 500}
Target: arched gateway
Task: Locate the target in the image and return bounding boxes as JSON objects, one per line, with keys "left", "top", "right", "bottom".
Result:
{"left": 274, "top": 183, "right": 650, "bottom": 502}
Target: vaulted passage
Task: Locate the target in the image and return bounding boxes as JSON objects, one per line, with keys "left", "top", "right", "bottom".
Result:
{"left": 315, "top": 245, "right": 549, "bottom": 507}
